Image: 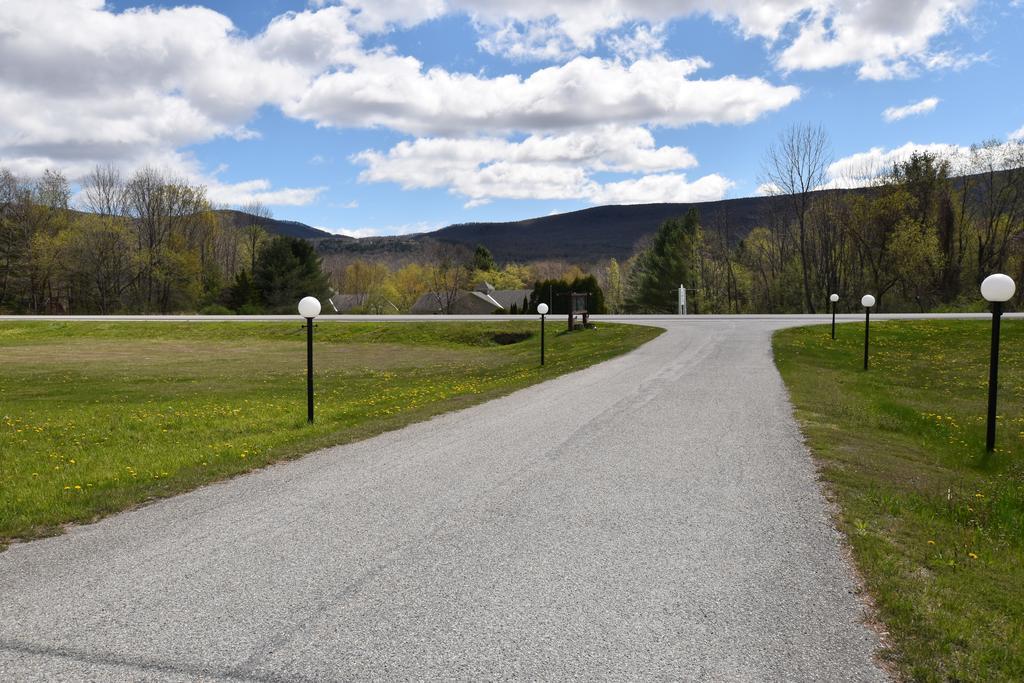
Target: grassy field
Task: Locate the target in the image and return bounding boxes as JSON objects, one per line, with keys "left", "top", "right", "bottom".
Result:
{"left": 0, "top": 320, "right": 661, "bottom": 548}
{"left": 774, "top": 319, "right": 1024, "bottom": 682}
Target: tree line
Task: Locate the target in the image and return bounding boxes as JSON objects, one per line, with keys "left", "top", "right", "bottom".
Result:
{"left": 622, "top": 131, "right": 1024, "bottom": 313}
{"left": 0, "top": 165, "right": 329, "bottom": 314}
{"left": 3, "top": 129, "right": 1022, "bottom": 316}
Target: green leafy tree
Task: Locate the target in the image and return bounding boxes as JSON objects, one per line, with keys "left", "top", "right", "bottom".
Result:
{"left": 252, "top": 236, "right": 331, "bottom": 313}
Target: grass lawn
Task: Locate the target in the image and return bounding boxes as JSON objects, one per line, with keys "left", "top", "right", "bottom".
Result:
{"left": 0, "top": 320, "right": 661, "bottom": 548}
{"left": 774, "top": 319, "right": 1024, "bottom": 682}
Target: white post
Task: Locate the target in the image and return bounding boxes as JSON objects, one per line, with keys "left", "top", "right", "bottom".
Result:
{"left": 678, "top": 285, "right": 687, "bottom": 316}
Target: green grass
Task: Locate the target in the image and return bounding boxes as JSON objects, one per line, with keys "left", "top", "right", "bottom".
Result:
{"left": 774, "top": 319, "right": 1024, "bottom": 682}
{"left": 0, "top": 320, "right": 661, "bottom": 548}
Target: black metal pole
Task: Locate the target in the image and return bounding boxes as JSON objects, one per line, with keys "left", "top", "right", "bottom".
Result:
{"left": 306, "top": 317, "right": 314, "bottom": 423}
{"left": 863, "top": 307, "right": 870, "bottom": 371}
{"left": 986, "top": 301, "right": 1002, "bottom": 452}
{"left": 540, "top": 313, "right": 545, "bottom": 366}
{"left": 831, "top": 302, "right": 836, "bottom": 340}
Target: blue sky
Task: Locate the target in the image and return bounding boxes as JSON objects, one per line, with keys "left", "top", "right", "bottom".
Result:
{"left": 1, "top": 0, "right": 1022, "bottom": 236}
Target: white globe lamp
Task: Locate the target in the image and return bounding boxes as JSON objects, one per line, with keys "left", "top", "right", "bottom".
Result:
{"left": 298, "top": 296, "right": 321, "bottom": 319}
{"left": 981, "top": 274, "right": 1015, "bottom": 303}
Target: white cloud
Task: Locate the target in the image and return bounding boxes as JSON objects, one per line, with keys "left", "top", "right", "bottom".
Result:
{"left": 0, "top": 1, "right": 350, "bottom": 196}
{"left": 205, "top": 179, "right": 327, "bottom": 206}
{"left": 316, "top": 222, "right": 441, "bottom": 238}
{"left": 776, "top": 0, "right": 979, "bottom": 80}
{"left": 825, "top": 141, "right": 967, "bottom": 187}
{"left": 330, "top": 0, "right": 981, "bottom": 79}
{"left": 1010, "top": 124, "right": 1024, "bottom": 140}
{"left": 824, "top": 139, "right": 1024, "bottom": 189}
{"left": 606, "top": 24, "right": 667, "bottom": 61}
{"left": 593, "top": 173, "right": 734, "bottom": 204}
{"left": 883, "top": 97, "right": 940, "bottom": 122}
{"left": 354, "top": 126, "right": 730, "bottom": 205}
{"left": 285, "top": 55, "right": 800, "bottom": 136}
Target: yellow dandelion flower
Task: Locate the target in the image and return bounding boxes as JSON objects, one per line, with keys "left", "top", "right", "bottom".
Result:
{"left": 968, "top": 552, "right": 978, "bottom": 559}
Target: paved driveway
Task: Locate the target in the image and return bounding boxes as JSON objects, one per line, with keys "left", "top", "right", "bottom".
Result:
{"left": 0, "top": 317, "right": 890, "bottom": 681}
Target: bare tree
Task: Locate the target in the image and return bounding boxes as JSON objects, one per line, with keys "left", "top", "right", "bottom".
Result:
{"left": 34, "top": 169, "right": 71, "bottom": 211}
{"left": 760, "top": 123, "right": 832, "bottom": 313}
{"left": 240, "top": 201, "right": 272, "bottom": 273}
{"left": 424, "top": 241, "right": 471, "bottom": 313}
{"left": 81, "top": 164, "right": 128, "bottom": 216}
{"left": 961, "top": 139, "right": 1024, "bottom": 281}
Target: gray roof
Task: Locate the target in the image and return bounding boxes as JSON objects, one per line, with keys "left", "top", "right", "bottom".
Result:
{"left": 329, "top": 293, "right": 367, "bottom": 313}
{"left": 409, "top": 292, "right": 444, "bottom": 314}
{"left": 489, "top": 289, "right": 532, "bottom": 311}
{"left": 410, "top": 289, "right": 522, "bottom": 314}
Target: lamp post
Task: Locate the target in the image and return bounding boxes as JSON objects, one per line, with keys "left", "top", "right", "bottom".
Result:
{"left": 830, "top": 293, "right": 839, "bottom": 340}
{"left": 537, "top": 303, "right": 549, "bottom": 365}
{"left": 861, "top": 294, "right": 875, "bottom": 370}
{"left": 981, "top": 274, "right": 1016, "bottom": 452}
{"left": 298, "top": 296, "right": 321, "bottom": 423}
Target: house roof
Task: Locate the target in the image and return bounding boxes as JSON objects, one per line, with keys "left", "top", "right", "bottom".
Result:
{"left": 488, "top": 289, "right": 532, "bottom": 311}
{"left": 329, "top": 293, "right": 366, "bottom": 313}
{"left": 469, "top": 291, "right": 503, "bottom": 309}
{"left": 409, "top": 288, "right": 532, "bottom": 313}
{"left": 409, "top": 292, "right": 443, "bottom": 314}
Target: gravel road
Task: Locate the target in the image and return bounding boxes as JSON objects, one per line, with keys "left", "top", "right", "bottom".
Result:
{"left": 0, "top": 317, "right": 891, "bottom": 681}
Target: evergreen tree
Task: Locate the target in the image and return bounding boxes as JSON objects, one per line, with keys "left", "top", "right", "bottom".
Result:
{"left": 529, "top": 276, "right": 606, "bottom": 315}
{"left": 473, "top": 244, "right": 497, "bottom": 271}
{"left": 522, "top": 294, "right": 530, "bottom": 314}
{"left": 627, "top": 209, "right": 701, "bottom": 312}
{"left": 227, "top": 269, "right": 257, "bottom": 311}
{"left": 252, "top": 236, "right": 331, "bottom": 313}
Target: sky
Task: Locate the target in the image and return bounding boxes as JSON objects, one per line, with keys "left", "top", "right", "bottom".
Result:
{"left": 1, "top": 1, "right": 1022, "bottom": 237}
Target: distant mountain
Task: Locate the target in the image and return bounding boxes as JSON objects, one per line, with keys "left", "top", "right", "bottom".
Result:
{"left": 308, "top": 192, "right": 799, "bottom": 264}
{"left": 251, "top": 167, "right": 1017, "bottom": 264}
{"left": 215, "top": 209, "right": 338, "bottom": 241}
{"left": 426, "top": 195, "right": 781, "bottom": 262}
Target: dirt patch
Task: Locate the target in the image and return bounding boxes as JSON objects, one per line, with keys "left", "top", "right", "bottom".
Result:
{"left": 491, "top": 332, "right": 532, "bottom": 345}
